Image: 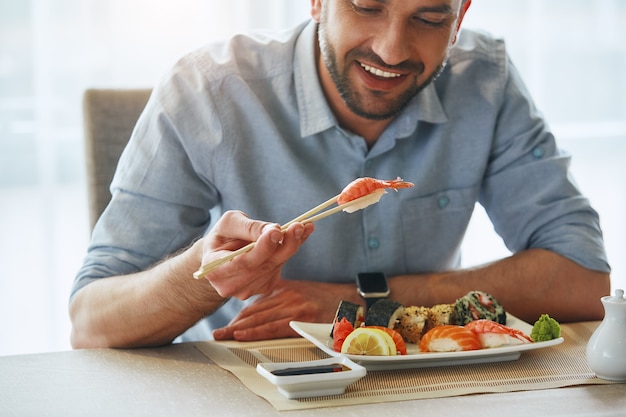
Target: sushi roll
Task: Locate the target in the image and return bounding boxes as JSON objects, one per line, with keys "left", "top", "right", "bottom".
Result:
{"left": 330, "top": 300, "right": 364, "bottom": 337}
{"left": 427, "top": 303, "right": 456, "bottom": 330}
{"left": 364, "top": 299, "right": 405, "bottom": 328}
{"left": 394, "top": 305, "right": 429, "bottom": 344}
{"left": 454, "top": 290, "right": 506, "bottom": 325}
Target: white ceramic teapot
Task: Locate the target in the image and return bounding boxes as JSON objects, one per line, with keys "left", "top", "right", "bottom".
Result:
{"left": 586, "top": 289, "right": 626, "bottom": 381}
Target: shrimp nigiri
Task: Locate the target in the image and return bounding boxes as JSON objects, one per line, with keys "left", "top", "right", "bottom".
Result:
{"left": 464, "top": 319, "right": 533, "bottom": 348}
{"left": 419, "top": 325, "right": 482, "bottom": 352}
{"left": 337, "top": 177, "right": 415, "bottom": 213}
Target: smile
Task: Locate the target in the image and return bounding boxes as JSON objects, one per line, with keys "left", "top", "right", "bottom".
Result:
{"left": 360, "top": 63, "right": 402, "bottom": 79}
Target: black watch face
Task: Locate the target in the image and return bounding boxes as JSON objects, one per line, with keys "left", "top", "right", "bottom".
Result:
{"left": 357, "top": 273, "right": 388, "bottom": 293}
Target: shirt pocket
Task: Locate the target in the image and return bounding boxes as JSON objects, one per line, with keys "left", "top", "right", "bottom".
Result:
{"left": 400, "top": 186, "right": 479, "bottom": 272}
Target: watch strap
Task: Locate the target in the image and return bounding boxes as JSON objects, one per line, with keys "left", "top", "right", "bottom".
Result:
{"left": 364, "top": 296, "right": 385, "bottom": 310}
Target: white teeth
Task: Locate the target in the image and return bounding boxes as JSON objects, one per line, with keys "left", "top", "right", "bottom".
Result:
{"left": 360, "top": 63, "right": 401, "bottom": 78}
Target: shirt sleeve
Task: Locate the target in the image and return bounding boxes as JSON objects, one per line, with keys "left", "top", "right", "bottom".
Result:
{"left": 71, "top": 59, "right": 222, "bottom": 299}
{"left": 479, "top": 54, "right": 610, "bottom": 273}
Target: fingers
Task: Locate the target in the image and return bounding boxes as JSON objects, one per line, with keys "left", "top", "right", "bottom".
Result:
{"left": 212, "top": 286, "right": 319, "bottom": 341}
{"left": 208, "top": 210, "right": 282, "bottom": 249}
{"left": 213, "top": 307, "right": 300, "bottom": 341}
{"left": 213, "top": 317, "right": 298, "bottom": 341}
{"left": 201, "top": 212, "right": 314, "bottom": 299}
{"left": 252, "top": 222, "right": 314, "bottom": 270}
{"left": 207, "top": 210, "right": 314, "bottom": 254}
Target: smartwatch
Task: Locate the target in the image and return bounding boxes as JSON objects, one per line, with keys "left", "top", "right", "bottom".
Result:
{"left": 356, "top": 272, "right": 390, "bottom": 310}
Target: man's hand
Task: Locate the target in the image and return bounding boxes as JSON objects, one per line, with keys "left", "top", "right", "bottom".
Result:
{"left": 201, "top": 211, "right": 315, "bottom": 300}
{"left": 212, "top": 279, "right": 358, "bottom": 341}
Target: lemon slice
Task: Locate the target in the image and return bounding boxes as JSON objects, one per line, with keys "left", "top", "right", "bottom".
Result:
{"left": 340, "top": 327, "right": 396, "bottom": 356}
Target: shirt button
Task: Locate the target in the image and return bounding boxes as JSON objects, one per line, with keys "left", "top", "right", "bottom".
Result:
{"left": 437, "top": 195, "right": 450, "bottom": 209}
{"left": 532, "top": 147, "right": 545, "bottom": 159}
{"left": 368, "top": 237, "right": 380, "bottom": 250}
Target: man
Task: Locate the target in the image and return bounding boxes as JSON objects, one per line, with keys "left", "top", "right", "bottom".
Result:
{"left": 70, "top": 0, "right": 610, "bottom": 349}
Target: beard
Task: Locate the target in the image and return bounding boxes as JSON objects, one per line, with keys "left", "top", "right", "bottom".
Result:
{"left": 317, "top": 17, "right": 448, "bottom": 121}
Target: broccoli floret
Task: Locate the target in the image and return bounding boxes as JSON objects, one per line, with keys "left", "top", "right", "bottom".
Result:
{"left": 531, "top": 314, "right": 561, "bottom": 342}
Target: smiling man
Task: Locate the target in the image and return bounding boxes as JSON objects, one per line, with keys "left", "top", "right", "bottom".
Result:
{"left": 315, "top": 0, "right": 471, "bottom": 142}
{"left": 70, "top": 0, "right": 610, "bottom": 349}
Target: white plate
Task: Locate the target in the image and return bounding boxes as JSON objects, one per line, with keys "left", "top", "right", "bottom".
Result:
{"left": 289, "top": 314, "right": 564, "bottom": 371}
{"left": 256, "top": 356, "right": 366, "bottom": 399}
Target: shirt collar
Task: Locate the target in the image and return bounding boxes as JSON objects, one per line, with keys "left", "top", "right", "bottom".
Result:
{"left": 294, "top": 21, "right": 336, "bottom": 138}
{"left": 294, "top": 20, "right": 448, "bottom": 139}
{"left": 393, "top": 83, "right": 448, "bottom": 138}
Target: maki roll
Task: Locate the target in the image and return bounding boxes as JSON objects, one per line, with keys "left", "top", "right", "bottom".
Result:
{"left": 364, "top": 299, "right": 405, "bottom": 328}
{"left": 330, "top": 300, "right": 364, "bottom": 337}
{"left": 427, "top": 303, "right": 456, "bottom": 330}
{"left": 454, "top": 290, "right": 506, "bottom": 325}
{"left": 394, "top": 303, "right": 456, "bottom": 344}
{"left": 394, "top": 305, "right": 429, "bottom": 344}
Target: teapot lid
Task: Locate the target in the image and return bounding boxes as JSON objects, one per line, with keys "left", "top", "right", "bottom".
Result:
{"left": 603, "top": 289, "right": 626, "bottom": 303}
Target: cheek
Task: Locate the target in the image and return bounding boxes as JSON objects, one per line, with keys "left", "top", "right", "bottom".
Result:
{"left": 324, "top": 28, "right": 362, "bottom": 67}
{"left": 333, "top": 20, "right": 367, "bottom": 51}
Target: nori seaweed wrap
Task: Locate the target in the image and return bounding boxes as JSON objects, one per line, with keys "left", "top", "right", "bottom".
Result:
{"left": 364, "top": 299, "right": 405, "bottom": 328}
{"left": 330, "top": 300, "right": 364, "bottom": 336}
{"left": 454, "top": 290, "right": 506, "bottom": 325}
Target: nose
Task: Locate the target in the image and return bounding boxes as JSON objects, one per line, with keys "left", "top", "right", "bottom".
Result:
{"left": 370, "top": 19, "right": 411, "bottom": 66}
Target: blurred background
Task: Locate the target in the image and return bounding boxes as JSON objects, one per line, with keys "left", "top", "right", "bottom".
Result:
{"left": 1, "top": 0, "right": 624, "bottom": 356}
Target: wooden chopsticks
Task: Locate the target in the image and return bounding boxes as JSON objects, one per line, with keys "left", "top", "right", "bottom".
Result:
{"left": 192, "top": 193, "right": 376, "bottom": 279}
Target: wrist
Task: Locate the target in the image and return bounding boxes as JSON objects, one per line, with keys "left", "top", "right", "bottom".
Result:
{"left": 166, "top": 241, "right": 225, "bottom": 316}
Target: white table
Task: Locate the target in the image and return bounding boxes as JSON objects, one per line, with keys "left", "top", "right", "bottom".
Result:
{"left": 1, "top": 341, "right": 625, "bottom": 417}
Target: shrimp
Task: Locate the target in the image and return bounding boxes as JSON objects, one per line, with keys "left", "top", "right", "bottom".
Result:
{"left": 337, "top": 177, "right": 414, "bottom": 213}
{"left": 465, "top": 319, "right": 533, "bottom": 348}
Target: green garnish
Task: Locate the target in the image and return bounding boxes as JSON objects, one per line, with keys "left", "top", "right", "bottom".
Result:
{"left": 531, "top": 314, "right": 561, "bottom": 342}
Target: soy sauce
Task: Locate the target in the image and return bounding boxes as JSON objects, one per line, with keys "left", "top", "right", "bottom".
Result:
{"left": 271, "top": 364, "right": 349, "bottom": 376}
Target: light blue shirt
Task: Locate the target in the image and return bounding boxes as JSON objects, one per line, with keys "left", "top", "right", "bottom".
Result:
{"left": 73, "top": 21, "right": 609, "bottom": 340}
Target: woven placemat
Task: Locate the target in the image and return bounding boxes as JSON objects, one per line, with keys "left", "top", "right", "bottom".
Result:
{"left": 194, "top": 322, "right": 616, "bottom": 411}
